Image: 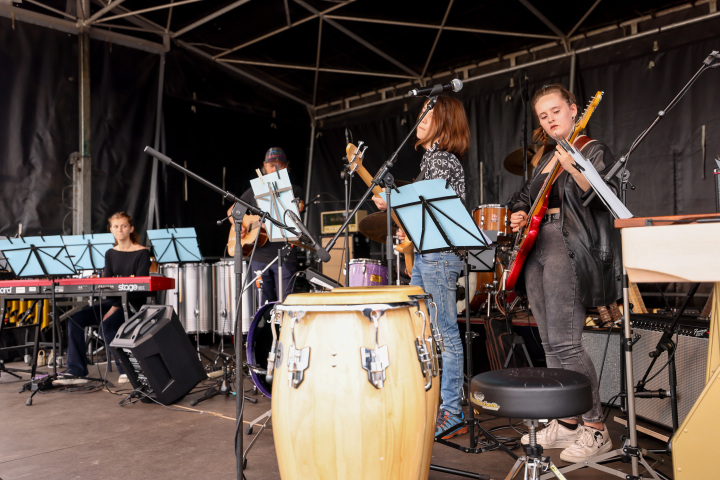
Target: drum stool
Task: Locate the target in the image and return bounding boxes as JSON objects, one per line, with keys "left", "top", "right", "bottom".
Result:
{"left": 470, "top": 368, "right": 592, "bottom": 480}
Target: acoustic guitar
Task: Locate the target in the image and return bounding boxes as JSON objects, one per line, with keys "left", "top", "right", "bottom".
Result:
{"left": 227, "top": 213, "right": 269, "bottom": 257}
{"left": 504, "top": 91, "right": 603, "bottom": 291}
{"left": 345, "top": 143, "right": 415, "bottom": 273}
{"left": 227, "top": 199, "right": 306, "bottom": 257}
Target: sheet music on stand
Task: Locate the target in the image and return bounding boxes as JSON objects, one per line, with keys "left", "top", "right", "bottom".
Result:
{"left": 382, "top": 179, "right": 490, "bottom": 253}
{"left": 250, "top": 169, "right": 301, "bottom": 243}
{"left": 0, "top": 236, "right": 8, "bottom": 272}
{"left": 147, "top": 228, "right": 203, "bottom": 263}
{"left": 0, "top": 235, "right": 76, "bottom": 277}
{"left": 556, "top": 136, "right": 633, "bottom": 219}
{"left": 62, "top": 233, "right": 115, "bottom": 272}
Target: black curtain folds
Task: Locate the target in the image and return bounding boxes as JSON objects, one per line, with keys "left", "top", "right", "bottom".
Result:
{"left": 311, "top": 32, "right": 720, "bottom": 237}
{"left": 2, "top": 14, "right": 718, "bottom": 262}
{"left": 0, "top": 18, "right": 159, "bottom": 239}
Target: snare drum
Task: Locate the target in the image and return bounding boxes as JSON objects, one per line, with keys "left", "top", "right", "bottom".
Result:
{"left": 473, "top": 204, "right": 511, "bottom": 243}
{"left": 271, "top": 290, "right": 437, "bottom": 480}
{"left": 348, "top": 258, "right": 388, "bottom": 287}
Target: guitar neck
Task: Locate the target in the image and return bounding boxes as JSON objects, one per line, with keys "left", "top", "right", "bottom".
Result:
{"left": 355, "top": 165, "right": 384, "bottom": 197}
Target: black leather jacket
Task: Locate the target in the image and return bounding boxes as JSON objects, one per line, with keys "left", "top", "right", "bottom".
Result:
{"left": 511, "top": 140, "right": 623, "bottom": 307}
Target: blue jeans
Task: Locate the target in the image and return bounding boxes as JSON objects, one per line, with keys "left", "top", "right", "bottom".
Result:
{"left": 251, "top": 260, "right": 297, "bottom": 304}
{"left": 523, "top": 218, "right": 603, "bottom": 423}
{"left": 411, "top": 251, "right": 464, "bottom": 415}
{"left": 66, "top": 301, "right": 126, "bottom": 377}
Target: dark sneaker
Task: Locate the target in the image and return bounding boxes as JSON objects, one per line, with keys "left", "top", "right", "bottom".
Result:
{"left": 559, "top": 425, "right": 613, "bottom": 462}
{"left": 435, "top": 410, "right": 468, "bottom": 439}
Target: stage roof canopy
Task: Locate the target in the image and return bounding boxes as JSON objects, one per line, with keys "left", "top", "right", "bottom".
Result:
{"left": 3, "top": 0, "right": 713, "bottom": 117}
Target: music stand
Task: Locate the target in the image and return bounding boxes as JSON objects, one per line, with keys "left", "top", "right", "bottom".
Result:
{"left": 62, "top": 233, "right": 115, "bottom": 273}
{"left": 250, "top": 169, "right": 301, "bottom": 244}
{"left": 0, "top": 235, "right": 9, "bottom": 272}
{"left": 0, "top": 236, "right": 76, "bottom": 404}
{"left": 389, "top": 180, "right": 516, "bottom": 471}
{"left": 0, "top": 236, "right": 76, "bottom": 277}
{"left": 147, "top": 228, "right": 203, "bottom": 264}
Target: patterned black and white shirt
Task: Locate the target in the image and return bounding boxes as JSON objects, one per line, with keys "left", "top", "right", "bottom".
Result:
{"left": 418, "top": 142, "right": 466, "bottom": 202}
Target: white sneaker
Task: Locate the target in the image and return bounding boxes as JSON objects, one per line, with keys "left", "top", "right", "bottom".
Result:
{"left": 53, "top": 375, "right": 89, "bottom": 386}
{"left": 520, "top": 419, "right": 580, "bottom": 449}
{"left": 117, "top": 374, "right": 129, "bottom": 385}
{"left": 559, "top": 425, "right": 613, "bottom": 462}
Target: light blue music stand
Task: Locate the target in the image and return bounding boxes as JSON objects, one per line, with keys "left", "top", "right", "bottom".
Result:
{"left": 0, "top": 235, "right": 76, "bottom": 277}
{"left": 147, "top": 228, "right": 202, "bottom": 263}
{"left": 382, "top": 179, "right": 490, "bottom": 253}
{"left": 250, "top": 169, "right": 301, "bottom": 243}
{"left": 62, "top": 233, "right": 115, "bottom": 272}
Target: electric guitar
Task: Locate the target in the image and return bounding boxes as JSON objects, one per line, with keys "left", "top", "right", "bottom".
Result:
{"left": 504, "top": 91, "right": 603, "bottom": 291}
{"left": 345, "top": 143, "right": 415, "bottom": 274}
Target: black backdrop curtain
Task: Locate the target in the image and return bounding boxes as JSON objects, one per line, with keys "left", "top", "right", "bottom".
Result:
{"left": 308, "top": 29, "right": 720, "bottom": 236}
{"left": 0, "top": 18, "right": 159, "bottom": 239}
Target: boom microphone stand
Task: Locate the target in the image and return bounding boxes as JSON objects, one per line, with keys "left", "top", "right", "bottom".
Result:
{"left": 144, "top": 146, "right": 307, "bottom": 480}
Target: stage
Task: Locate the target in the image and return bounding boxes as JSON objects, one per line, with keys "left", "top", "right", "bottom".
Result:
{"left": 0, "top": 349, "right": 674, "bottom": 480}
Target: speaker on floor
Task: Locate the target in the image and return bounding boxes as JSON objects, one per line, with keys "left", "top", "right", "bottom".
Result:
{"left": 582, "top": 328, "right": 622, "bottom": 405}
{"left": 110, "top": 305, "right": 207, "bottom": 405}
{"left": 582, "top": 314, "right": 709, "bottom": 430}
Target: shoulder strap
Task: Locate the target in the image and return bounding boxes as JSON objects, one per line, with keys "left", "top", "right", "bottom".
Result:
{"left": 573, "top": 134, "right": 596, "bottom": 152}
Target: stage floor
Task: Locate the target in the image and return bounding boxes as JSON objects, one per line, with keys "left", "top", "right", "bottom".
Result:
{"left": 0, "top": 351, "right": 674, "bottom": 480}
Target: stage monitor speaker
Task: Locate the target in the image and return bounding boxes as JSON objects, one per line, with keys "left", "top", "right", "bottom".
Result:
{"left": 321, "top": 235, "right": 353, "bottom": 286}
{"left": 582, "top": 328, "right": 623, "bottom": 406}
{"left": 110, "top": 305, "right": 207, "bottom": 405}
{"left": 582, "top": 314, "right": 709, "bottom": 430}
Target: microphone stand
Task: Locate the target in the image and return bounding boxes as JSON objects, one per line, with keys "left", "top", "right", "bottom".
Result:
{"left": 143, "top": 146, "right": 303, "bottom": 480}
{"left": 583, "top": 50, "right": 720, "bottom": 207}
{"left": 521, "top": 71, "right": 530, "bottom": 182}
{"left": 341, "top": 162, "right": 354, "bottom": 286}
{"left": 324, "top": 97, "right": 439, "bottom": 284}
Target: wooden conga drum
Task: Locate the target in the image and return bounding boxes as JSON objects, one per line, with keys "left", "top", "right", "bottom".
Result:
{"left": 331, "top": 285, "right": 441, "bottom": 477}
{"left": 271, "top": 289, "right": 438, "bottom": 480}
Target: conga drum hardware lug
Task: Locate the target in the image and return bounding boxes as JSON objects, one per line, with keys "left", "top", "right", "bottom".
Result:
{"left": 287, "top": 345, "right": 310, "bottom": 388}
{"left": 360, "top": 345, "right": 389, "bottom": 389}
{"left": 414, "top": 338, "right": 433, "bottom": 391}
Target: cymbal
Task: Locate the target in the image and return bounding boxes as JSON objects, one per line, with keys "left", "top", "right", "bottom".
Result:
{"left": 358, "top": 212, "right": 396, "bottom": 243}
{"left": 503, "top": 146, "right": 540, "bottom": 176}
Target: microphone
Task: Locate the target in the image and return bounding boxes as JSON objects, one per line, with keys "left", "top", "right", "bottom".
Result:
{"left": 305, "top": 194, "right": 322, "bottom": 206}
{"left": 287, "top": 211, "right": 331, "bottom": 263}
{"left": 408, "top": 79, "right": 462, "bottom": 97}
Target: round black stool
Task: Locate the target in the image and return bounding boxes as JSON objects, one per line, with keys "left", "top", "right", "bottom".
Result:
{"left": 470, "top": 367, "right": 592, "bottom": 480}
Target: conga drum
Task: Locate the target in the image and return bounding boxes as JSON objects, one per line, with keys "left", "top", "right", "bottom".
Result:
{"left": 271, "top": 289, "right": 438, "bottom": 480}
{"left": 331, "top": 285, "right": 441, "bottom": 477}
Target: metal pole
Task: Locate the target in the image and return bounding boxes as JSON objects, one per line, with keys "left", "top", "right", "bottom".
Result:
{"left": 74, "top": 0, "right": 92, "bottom": 235}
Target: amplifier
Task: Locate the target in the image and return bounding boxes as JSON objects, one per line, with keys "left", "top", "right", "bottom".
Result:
{"left": 320, "top": 210, "right": 367, "bottom": 234}
{"left": 582, "top": 313, "right": 710, "bottom": 430}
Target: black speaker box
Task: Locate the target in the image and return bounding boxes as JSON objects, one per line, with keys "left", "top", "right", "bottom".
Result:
{"left": 110, "top": 305, "right": 207, "bottom": 405}
{"left": 582, "top": 314, "right": 709, "bottom": 430}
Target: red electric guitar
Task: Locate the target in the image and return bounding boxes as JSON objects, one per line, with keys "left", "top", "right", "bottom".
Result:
{"left": 504, "top": 91, "right": 603, "bottom": 291}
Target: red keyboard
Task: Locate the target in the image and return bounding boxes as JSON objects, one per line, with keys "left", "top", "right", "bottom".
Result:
{"left": 0, "top": 276, "right": 174, "bottom": 296}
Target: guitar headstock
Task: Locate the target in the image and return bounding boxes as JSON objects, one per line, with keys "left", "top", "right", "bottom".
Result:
{"left": 572, "top": 91, "right": 603, "bottom": 137}
{"left": 345, "top": 142, "right": 366, "bottom": 172}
